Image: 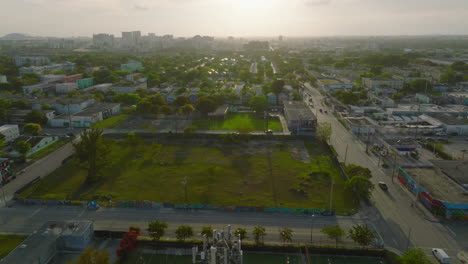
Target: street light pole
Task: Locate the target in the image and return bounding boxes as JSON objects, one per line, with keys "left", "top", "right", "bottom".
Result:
{"left": 310, "top": 214, "right": 315, "bottom": 244}
{"left": 329, "top": 180, "right": 334, "bottom": 212}
{"left": 344, "top": 144, "right": 349, "bottom": 164}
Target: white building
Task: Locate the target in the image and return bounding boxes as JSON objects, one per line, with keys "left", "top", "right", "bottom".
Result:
{"left": 55, "top": 83, "right": 78, "bottom": 94}
{"left": 0, "top": 125, "right": 20, "bottom": 142}
{"left": 49, "top": 103, "right": 120, "bottom": 128}
{"left": 52, "top": 99, "right": 95, "bottom": 114}
{"left": 362, "top": 77, "right": 404, "bottom": 91}
{"left": 14, "top": 56, "right": 50, "bottom": 66}
{"left": 22, "top": 82, "right": 54, "bottom": 95}
{"left": 0, "top": 75, "right": 7, "bottom": 83}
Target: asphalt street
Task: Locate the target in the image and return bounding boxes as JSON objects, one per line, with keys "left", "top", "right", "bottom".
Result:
{"left": 304, "top": 83, "right": 466, "bottom": 263}
{"left": 0, "top": 87, "right": 466, "bottom": 263}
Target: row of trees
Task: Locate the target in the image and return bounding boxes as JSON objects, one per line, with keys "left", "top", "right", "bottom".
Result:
{"left": 145, "top": 221, "right": 381, "bottom": 248}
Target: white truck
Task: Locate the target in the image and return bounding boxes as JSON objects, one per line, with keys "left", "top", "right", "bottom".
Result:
{"left": 432, "top": 248, "right": 451, "bottom": 264}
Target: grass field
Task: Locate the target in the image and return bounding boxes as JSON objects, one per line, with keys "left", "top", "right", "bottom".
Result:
{"left": 125, "top": 252, "right": 386, "bottom": 264}
{"left": 20, "top": 138, "right": 356, "bottom": 213}
{"left": 193, "top": 113, "right": 283, "bottom": 132}
{"left": 0, "top": 234, "right": 27, "bottom": 259}
{"left": 92, "top": 114, "right": 129, "bottom": 129}
{"left": 28, "top": 139, "right": 69, "bottom": 160}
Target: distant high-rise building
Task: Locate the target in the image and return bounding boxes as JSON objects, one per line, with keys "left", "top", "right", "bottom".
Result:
{"left": 93, "top": 33, "right": 115, "bottom": 48}
{"left": 121, "top": 31, "right": 141, "bottom": 48}
{"left": 279, "top": 35, "right": 283, "bottom": 41}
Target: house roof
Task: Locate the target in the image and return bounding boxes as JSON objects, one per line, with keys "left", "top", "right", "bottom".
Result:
{"left": 283, "top": 101, "right": 316, "bottom": 121}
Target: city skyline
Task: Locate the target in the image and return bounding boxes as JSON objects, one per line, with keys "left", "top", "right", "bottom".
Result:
{"left": 1, "top": 0, "right": 468, "bottom": 38}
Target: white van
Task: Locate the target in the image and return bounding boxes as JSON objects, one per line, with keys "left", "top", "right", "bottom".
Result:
{"left": 432, "top": 248, "right": 451, "bottom": 264}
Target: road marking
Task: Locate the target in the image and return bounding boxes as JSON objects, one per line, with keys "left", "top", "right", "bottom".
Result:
{"left": 446, "top": 227, "right": 457, "bottom": 237}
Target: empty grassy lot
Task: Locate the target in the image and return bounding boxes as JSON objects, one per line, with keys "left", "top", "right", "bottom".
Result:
{"left": 20, "top": 138, "right": 356, "bottom": 213}
{"left": 193, "top": 113, "right": 282, "bottom": 132}
{"left": 0, "top": 234, "right": 27, "bottom": 259}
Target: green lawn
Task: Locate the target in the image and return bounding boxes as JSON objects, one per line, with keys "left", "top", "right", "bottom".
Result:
{"left": 0, "top": 234, "right": 27, "bottom": 259}
{"left": 193, "top": 114, "right": 283, "bottom": 132}
{"left": 28, "top": 139, "right": 69, "bottom": 160}
{"left": 20, "top": 138, "right": 356, "bottom": 213}
{"left": 92, "top": 114, "right": 129, "bottom": 129}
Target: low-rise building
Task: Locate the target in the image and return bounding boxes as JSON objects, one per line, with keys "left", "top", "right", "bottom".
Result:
{"left": 120, "top": 61, "right": 144, "bottom": 72}
{"left": 9, "top": 110, "right": 55, "bottom": 125}
{"left": 55, "top": 83, "right": 78, "bottom": 94}
{"left": 52, "top": 99, "right": 95, "bottom": 114}
{"left": 1, "top": 221, "right": 93, "bottom": 264}
{"left": 77, "top": 77, "right": 94, "bottom": 89}
{"left": 362, "top": 77, "right": 404, "bottom": 91}
{"left": 344, "top": 117, "right": 377, "bottom": 136}
{"left": 0, "top": 125, "right": 20, "bottom": 142}
{"left": 22, "top": 82, "right": 54, "bottom": 95}
{"left": 427, "top": 113, "right": 468, "bottom": 135}
{"left": 63, "top": 74, "right": 83, "bottom": 83}
{"left": 11, "top": 136, "right": 59, "bottom": 157}
{"left": 0, "top": 75, "right": 7, "bottom": 83}
{"left": 283, "top": 101, "right": 317, "bottom": 133}
{"left": 317, "top": 78, "right": 354, "bottom": 93}
{"left": 49, "top": 103, "right": 120, "bottom": 128}
{"left": 14, "top": 56, "right": 50, "bottom": 66}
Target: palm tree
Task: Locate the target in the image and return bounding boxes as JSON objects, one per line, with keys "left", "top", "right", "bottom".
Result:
{"left": 252, "top": 226, "right": 266, "bottom": 245}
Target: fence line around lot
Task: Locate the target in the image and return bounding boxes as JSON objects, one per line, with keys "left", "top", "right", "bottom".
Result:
{"left": 16, "top": 197, "right": 328, "bottom": 214}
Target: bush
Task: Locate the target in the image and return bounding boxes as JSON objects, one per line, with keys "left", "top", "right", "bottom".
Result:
{"left": 184, "top": 125, "right": 198, "bottom": 134}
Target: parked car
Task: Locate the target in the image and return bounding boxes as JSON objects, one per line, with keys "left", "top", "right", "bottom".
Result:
{"left": 425, "top": 137, "right": 434, "bottom": 141}
{"left": 432, "top": 248, "right": 451, "bottom": 264}
{"left": 378, "top": 182, "right": 388, "bottom": 191}
{"left": 265, "top": 129, "right": 273, "bottom": 135}
{"left": 435, "top": 132, "right": 447, "bottom": 136}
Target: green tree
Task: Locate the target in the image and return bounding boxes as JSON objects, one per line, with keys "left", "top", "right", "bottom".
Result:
{"left": 113, "top": 93, "right": 140, "bottom": 105}
{"left": 73, "top": 128, "right": 109, "bottom": 183}
{"left": 405, "top": 79, "right": 432, "bottom": 94}
{"left": 175, "top": 225, "right": 194, "bottom": 241}
{"left": 0, "top": 139, "right": 6, "bottom": 157}
{"left": 179, "top": 104, "right": 195, "bottom": 119}
{"left": 234, "top": 228, "right": 248, "bottom": 240}
{"left": 252, "top": 226, "right": 266, "bottom": 245}
{"left": 23, "top": 123, "right": 42, "bottom": 135}
{"left": 201, "top": 226, "right": 214, "bottom": 238}
{"left": 291, "top": 90, "right": 302, "bottom": 101}
{"left": 317, "top": 122, "right": 332, "bottom": 143}
{"left": 16, "top": 141, "right": 31, "bottom": 158}
{"left": 321, "top": 225, "right": 345, "bottom": 247}
{"left": 249, "top": 96, "right": 268, "bottom": 113}
{"left": 345, "top": 176, "right": 374, "bottom": 202}
{"left": 68, "top": 247, "right": 110, "bottom": 264}
{"left": 400, "top": 248, "right": 432, "bottom": 264}
{"left": 173, "top": 95, "right": 191, "bottom": 107}
{"left": 348, "top": 224, "right": 376, "bottom": 248}
{"left": 271, "top": 79, "right": 285, "bottom": 105}
{"left": 344, "top": 164, "right": 372, "bottom": 178}
{"left": 440, "top": 70, "right": 462, "bottom": 85}
{"left": 160, "top": 105, "right": 173, "bottom": 116}
{"left": 21, "top": 73, "right": 41, "bottom": 86}
{"left": 24, "top": 110, "right": 47, "bottom": 124}
{"left": 93, "top": 69, "right": 118, "bottom": 84}
{"left": 196, "top": 96, "right": 217, "bottom": 116}
{"left": 279, "top": 227, "right": 293, "bottom": 244}
{"left": 147, "top": 220, "right": 168, "bottom": 241}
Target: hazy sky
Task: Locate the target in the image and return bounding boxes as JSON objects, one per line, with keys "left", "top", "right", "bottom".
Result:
{"left": 1, "top": 0, "right": 468, "bottom": 37}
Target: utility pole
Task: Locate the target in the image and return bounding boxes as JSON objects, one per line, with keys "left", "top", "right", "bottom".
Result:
{"left": 365, "top": 131, "right": 371, "bottom": 154}
{"left": 344, "top": 144, "right": 349, "bottom": 164}
{"left": 181, "top": 177, "right": 188, "bottom": 204}
{"left": 391, "top": 153, "right": 397, "bottom": 183}
{"left": 329, "top": 180, "right": 334, "bottom": 212}
{"left": 1, "top": 184, "right": 6, "bottom": 207}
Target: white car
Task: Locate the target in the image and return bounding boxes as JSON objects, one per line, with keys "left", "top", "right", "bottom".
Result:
{"left": 435, "top": 132, "right": 447, "bottom": 136}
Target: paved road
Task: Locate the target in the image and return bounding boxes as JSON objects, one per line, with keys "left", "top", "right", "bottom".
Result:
{"left": 0, "top": 204, "right": 376, "bottom": 247}
{"left": 250, "top": 62, "right": 258, "bottom": 74}
{"left": 304, "top": 83, "right": 465, "bottom": 263}
{"left": 2, "top": 138, "right": 78, "bottom": 206}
